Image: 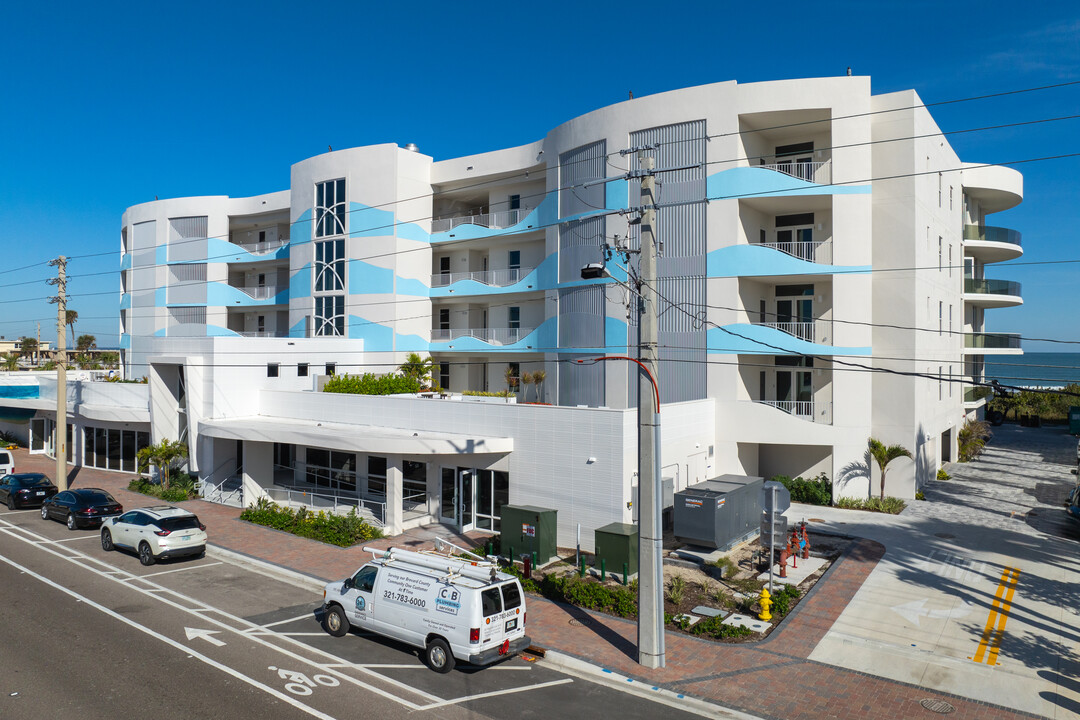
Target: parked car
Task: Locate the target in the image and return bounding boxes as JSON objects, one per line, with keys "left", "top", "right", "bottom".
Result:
{"left": 41, "top": 489, "right": 123, "bottom": 530}
{"left": 0, "top": 473, "right": 57, "bottom": 509}
{"left": 0, "top": 449, "right": 14, "bottom": 476}
{"left": 100, "top": 505, "right": 206, "bottom": 565}
{"left": 1067, "top": 483, "right": 1080, "bottom": 524}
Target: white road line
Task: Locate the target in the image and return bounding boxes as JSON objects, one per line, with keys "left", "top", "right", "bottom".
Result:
{"left": 419, "top": 678, "right": 573, "bottom": 710}
{"left": 0, "top": 520, "right": 436, "bottom": 708}
{"left": 247, "top": 612, "right": 315, "bottom": 631}
{"left": 350, "top": 663, "right": 531, "bottom": 671}
{"left": 0, "top": 551, "right": 338, "bottom": 720}
{"left": 125, "top": 562, "right": 223, "bottom": 580}
{"left": 36, "top": 535, "right": 100, "bottom": 544}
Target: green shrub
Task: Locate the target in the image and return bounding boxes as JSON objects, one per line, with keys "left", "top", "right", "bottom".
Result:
{"left": 915, "top": 491, "right": 925, "bottom": 501}
{"left": 128, "top": 476, "right": 198, "bottom": 501}
{"left": 770, "top": 583, "right": 801, "bottom": 616}
{"left": 462, "top": 390, "right": 513, "bottom": 397}
{"left": 668, "top": 576, "right": 686, "bottom": 605}
{"left": 530, "top": 574, "right": 637, "bottom": 618}
{"left": 323, "top": 372, "right": 421, "bottom": 396}
{"left": 957, "top": 418, "right": 992, "bottom": 462}
{"left": 773, "top": 472, "right": 832, "bottom": 506}
{"left": 690, "top": 615, "right": 754, "bottom": 639}
{"left": 936, "top": 469, "right": 951, "bottom": 481}
{"left": 239, "top": 497, "right": 383, "bottom": 547}
{"left": 834, "top": 496, "right": 907, "bottom": 514}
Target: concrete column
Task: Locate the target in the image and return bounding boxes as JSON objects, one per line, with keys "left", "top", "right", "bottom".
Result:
{"left": 242, "top": 440, "right": 273, "bottom": 507}
{"left": 386, "top": 454, "right": 403, "bottom": 535}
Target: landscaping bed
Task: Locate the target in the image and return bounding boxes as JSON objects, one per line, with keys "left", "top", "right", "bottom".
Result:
{"left": 487, "top": 530, "right": 845, "bottom": 643}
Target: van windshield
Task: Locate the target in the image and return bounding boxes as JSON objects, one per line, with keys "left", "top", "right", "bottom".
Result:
{"left": 481, "top": 587, "right": 502, "bottom": 617}
{"left": 501, "top": 583, "right": 521, "bottom": 610}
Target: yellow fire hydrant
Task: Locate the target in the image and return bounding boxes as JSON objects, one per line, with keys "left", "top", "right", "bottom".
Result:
{"left": 758, "top": 588, "right": 773, "bottom": 622}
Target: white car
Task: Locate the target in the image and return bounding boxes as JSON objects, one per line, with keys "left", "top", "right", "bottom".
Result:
{"left": 100, "top": 505, "right": 206, "bottom": 565}
{"left": 0, "top": 449, "right": 14, "bottom": 477}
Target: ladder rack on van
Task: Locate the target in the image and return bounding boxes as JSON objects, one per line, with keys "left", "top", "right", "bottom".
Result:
{"left": 363, "top": 545, "right": 503, "bottom": 585}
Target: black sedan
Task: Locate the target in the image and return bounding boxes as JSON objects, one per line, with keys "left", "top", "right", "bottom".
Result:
{"left": 41, "top": 488, "right": 123, "bottom": 530}
{"left": 0, "top": 473, "right": 58, "bottom": 510}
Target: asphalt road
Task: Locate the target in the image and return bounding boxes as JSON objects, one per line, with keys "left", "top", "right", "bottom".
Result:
{"left": 0, "top": 506, "right": 710, "bottom": 720}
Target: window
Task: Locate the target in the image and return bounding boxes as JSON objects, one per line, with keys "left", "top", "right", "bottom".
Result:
{"left": 508, "top": 306, "right": 520, "bottom": 331}
{"left": 508, "top": 194, "right": 521, "bottom": 210}
{"left": 314, "top": 239, "right": 345, "bottom": 292}
{"left": 439, "top": 308, "right": 450, "bottom": 331}
{"left": 314, "top": 295, "right": 344, "bottom": 336}
{"left": 352, "top": 566, "right": 378, "bottom": 593}
{"left": 938, "top": 172, "right": 942, "bottom": 207}
{"left": 949, "top": 365, "right": 953, "bottom": 398}
{"left": 403, "top": 461, "right": 426, "bottom": 506}
{"left": 938, "top": 237, "right": 942, "bottom": 271}
{"left": 939, "top": 366, "right": 943, "bottom": 400}
{"left": 949, "top": 305, "right": 953, "bottom": 335}
{"left": 939, "top": 302, "right": 943, "bottom": 336}
{"left": 257, "top": 315, "right": 266, "bottom": 333}
{"left": 508, "top": 250, "right": 521, "bottom": 282}
{"left": 760, "top": 228, "right": 767, "bottom": 244}
{"left": 314, "top": 179, "right": 346, "bottom": 238}
{"left": 948, "top": 244, "right": 953, "bottom": 278}
{"left": 325, "top": 362, "right": 336, "bottom": 376}
{"left": 950, "top": 186, "right": 954, "bottom": 211}
{"left": 481, "top": 587, "right": 503, "bottom": 617}
{"left": 439, "top": 362, "right": 450, "bottom": 391}
{"left": 367, "top": 456, "right": 387, "bottom": 497}
{"left": 267, "top": 363, "right": 279, "bottom": 378}
{"left": 501, "top": 582, "right": 521, "bottom": 610}
{"left": 298, "top": 363, "right": 308, "bottom": 377}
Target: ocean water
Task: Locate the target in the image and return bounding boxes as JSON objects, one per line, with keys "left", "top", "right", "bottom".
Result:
{"left": 985, "top": 352, "right": 1080, "bottom": 388}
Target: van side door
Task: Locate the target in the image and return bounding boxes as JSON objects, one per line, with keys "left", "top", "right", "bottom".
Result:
{"left": 344, "top": 565, "right": 378, "bottom": 629}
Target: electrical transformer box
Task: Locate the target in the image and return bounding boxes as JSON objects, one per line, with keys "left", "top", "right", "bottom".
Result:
{"left": 500, "top": 505, "right": 557, "bottom": 563}
{"left": 673, "top": 475, "right": 764, "bottom": 550}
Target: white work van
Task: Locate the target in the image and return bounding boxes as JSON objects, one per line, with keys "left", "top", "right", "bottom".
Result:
{"left": 321, "top": 543, "right": 531, "bottom": 673}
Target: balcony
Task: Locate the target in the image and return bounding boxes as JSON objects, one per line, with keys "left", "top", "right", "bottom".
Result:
{"left": 231, "top": 238, "right": 288, "bottom": 256}
{"left": 757, "top": 159, "right": 832, "bottom": 185}
{"left": 755, "top": 399, "right": 833, "bottom": 424}
{"left": 758, "top": 239, "right": 833, "bottom": 265}
{"left": 963, "top": 225, "right": 1022, "bottom": 263}
{"left": 431, "top": 208, "right": 529, "bottom": 234}
{"left": 431, "top": 267, "right": 533, "bottom": 289}
{"left": 963, "top": 385, "right": 992, "bottom": 404}
{"left": 752, "top": 319, "right": 834, "bottom": 345}
{"left": 964, "top": 332, "right": 1021, "bottom": 355}
{"left": 430, "top": 327, "right": 533, "bottom": 346}
{"left": 963, "top": 278, "right": 1022, "bottom": 308}
{"left": 232, "top": 284, "right": 286, "bottom": 301}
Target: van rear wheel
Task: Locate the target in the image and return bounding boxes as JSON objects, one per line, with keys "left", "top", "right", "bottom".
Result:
{"left": 323, "top": 605, "right": 349, "bottom": 637}
{"left": 425, "top": 637, "right": 455, "bottom": 673}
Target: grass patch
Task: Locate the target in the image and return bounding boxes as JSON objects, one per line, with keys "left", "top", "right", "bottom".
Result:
{"left": 240, "top": 497, "right": 383, "bottom": 547}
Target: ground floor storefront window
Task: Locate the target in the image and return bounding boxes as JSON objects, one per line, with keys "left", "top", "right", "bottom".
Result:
{"left": 83, "top": 426, "right": 149, "bottom": 472}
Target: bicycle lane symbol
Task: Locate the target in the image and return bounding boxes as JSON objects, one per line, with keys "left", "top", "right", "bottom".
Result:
{"left": 268, "top": 666, "right": 341, "bottom": 696}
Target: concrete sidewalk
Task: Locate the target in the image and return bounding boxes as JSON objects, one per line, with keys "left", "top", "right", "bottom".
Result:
{"left": 12, "top": 446, "right": 1054, "bottom": 720}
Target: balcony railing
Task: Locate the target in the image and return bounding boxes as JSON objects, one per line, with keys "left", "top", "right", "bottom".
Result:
{"left": 758, "top": 159, "right": 831, "bottom": 185}
{"left": 431, "top": 208, "right": 529, "bottom": 234}
{"left": 233, "top": 238, "right": 288, "bottom": 255}
{"left": 964, "top": 385, "right": 993, "bottom": 403}
{"left": 430, "top": 267, "right": 533, "bottom": 288}
{"left": 753, "top": 319, "right": 834, "bottom": 344}
{"left": 964, "top": 278, "right": 1021, "bottom": 296}
{"left": 231, "top": 284, "right": 285, "bottom": 300}
{"left": 430, "top": 327, "right": 533, "bottom": 345}
{"left": 755, "top": 399, "right": 832, "bottom": 424}
{"left": 236, "top": 331, "right": 279, "bottom": 338}
{"left": 962, "top": 225, "right": 1021, "bottom": 248}
{"left": 964, "top": 332, "right": 1021, "bottom": 350}
{"left": 758, "top": 239, "right": 832, "bottom": 264}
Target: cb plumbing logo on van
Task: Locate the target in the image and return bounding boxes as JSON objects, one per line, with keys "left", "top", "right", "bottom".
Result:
{"left": 436, "top": 586, "right": 462, "bottom": 615}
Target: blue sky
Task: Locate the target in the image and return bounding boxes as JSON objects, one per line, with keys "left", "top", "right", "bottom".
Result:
{"left": 1, "top": 1, "right": 1077, "bottom": 355}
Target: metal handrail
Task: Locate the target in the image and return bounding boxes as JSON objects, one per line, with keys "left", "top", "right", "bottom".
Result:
{"left": 232, "top": 284, "right": 285, "bottom": 300}
{"left": 266, "top": 484, "right": 386, "bottom": 525}
{"left": 430, "top": 267, "right": 532, "bottom": 288}
{"left": 757, "top": 159, "right": 831, "bottom": 184}
{"left": 430, "top": 327, "right": 531, "bottom": 345}
{"left": 234, "top": 238, "right": 289, "bottom": 254}
{"left": 431, "top": 207, "right": 528, "bottom": 233}
{"left": 759, "top": 239, "right": 832, "bottom": 264}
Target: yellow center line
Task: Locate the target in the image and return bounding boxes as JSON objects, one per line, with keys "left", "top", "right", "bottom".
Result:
{"left": 972, "top": 566, "right": 1020, "bottom": 665}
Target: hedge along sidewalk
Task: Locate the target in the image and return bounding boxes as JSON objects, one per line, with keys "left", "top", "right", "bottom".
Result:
{"left": 239, "top": 497, "right": 383, "bottom": 548}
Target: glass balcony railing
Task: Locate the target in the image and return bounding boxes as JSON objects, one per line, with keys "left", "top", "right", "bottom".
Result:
{"left": 964, "top": 278, "right": 1021, "bottom": 296}
{"left": 963, "top": 224, "right": 1022, "bottom": 247}
{"left": 964, "top": 386, "right": 992, "bottom": 403}
{"left": 964, "top": 332, "right": 1021, "bottom": 350}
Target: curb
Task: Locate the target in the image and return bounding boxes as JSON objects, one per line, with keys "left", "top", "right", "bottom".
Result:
{"left": 535, "top": 649, "right": 764, "bottom": 720}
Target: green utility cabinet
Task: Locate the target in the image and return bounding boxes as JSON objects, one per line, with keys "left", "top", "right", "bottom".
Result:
{"left": 594, "top": 522, "right": 638, "bottom": 577}
{"left": 1069, "top": 406, "right": 1080, "bottom": 435}
{"left": 500, "top": 505, "right": 557, "bottom": 563}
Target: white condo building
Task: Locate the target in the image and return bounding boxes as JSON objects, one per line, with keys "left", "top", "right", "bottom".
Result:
{"left": 0, "top": 76, "right": 1022, "bottom": 547}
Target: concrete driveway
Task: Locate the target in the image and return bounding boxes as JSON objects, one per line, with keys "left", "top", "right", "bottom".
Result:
{"left": 792, "top": 423, "right": 1080, "bottom": 719}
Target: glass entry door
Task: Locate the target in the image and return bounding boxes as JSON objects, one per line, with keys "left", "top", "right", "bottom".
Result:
{"left": 439, "top": 467, "right": 475, "bottom": 531}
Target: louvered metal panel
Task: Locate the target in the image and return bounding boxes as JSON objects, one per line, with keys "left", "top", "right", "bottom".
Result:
{"left": 558, "top": 286, "right": 604, "bottom": 348}
{"left": 559, "top": 216, "right": 607, "bottom": 283}
{"left": 557, "top": 353, "right": 606, "bottom": 409}
{"left": 626, "top": 121, "right": 708, "bottom": 405}
{"left": 168, "top": 216, "right": 208, "bottom": 262}
{"left": 559, "top": 140, "right": 606, "bottom": 217}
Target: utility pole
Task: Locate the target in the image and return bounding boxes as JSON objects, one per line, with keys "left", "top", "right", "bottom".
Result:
{"left": 636, "top": 152, "right": 665, "bottom": 669}
{"left": 36, "top": 322, "right": 40, "bottom": 366}
{"left": 48, "top": 257, "right": 68, "bottom": 491}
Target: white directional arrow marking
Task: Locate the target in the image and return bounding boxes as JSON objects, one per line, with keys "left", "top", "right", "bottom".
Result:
{"left": 185, "top": 627, "right": 225, "bottom": 646}
{"left": 890, "top": 598, "right": 973, "bottom": 626}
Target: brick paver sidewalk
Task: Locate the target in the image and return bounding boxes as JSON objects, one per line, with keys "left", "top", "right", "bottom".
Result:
{"left": 14, "top": 451, "right": 1039, "bottom": 720}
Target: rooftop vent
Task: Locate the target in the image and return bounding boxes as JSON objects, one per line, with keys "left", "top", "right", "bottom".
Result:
{"left": 403, "top": 143, "right": 420, "bottom": 152}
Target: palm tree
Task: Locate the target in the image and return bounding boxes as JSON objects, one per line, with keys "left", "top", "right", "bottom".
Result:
{"left": 76, "top": 334, "right": 96, "bottom": 352}
{"left": 504, "top": 365, "right": 518, "bottom": 401}
{"left": 1, "top": 352, "right": 19, "bottom": 371}
{"left": 65, "top": 309, "right": 78, "bottom": 348}
{"left": 136, "top": 438, "right": 189, "bottom": 491}
{"left": 399, "top": 352, "right": 434, "bottom": 387}
{"left": 533, "top": 369, "right": 546, "bottom": 403}
{"left": 520, "top": 371, "right": 534, "bottom": 402}
{"left": 867, "top": 437, "right": 912, "bottom": 500}
{"left": 18, "top": 337, "right": 37, "bottom": 364}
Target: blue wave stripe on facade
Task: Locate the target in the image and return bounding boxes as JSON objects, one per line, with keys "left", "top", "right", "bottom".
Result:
{"left": 706, "top": 167, "right": 871, "bottom": 200}
{"left": 706, "top": 245, "right": 871, "bottom": 277}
